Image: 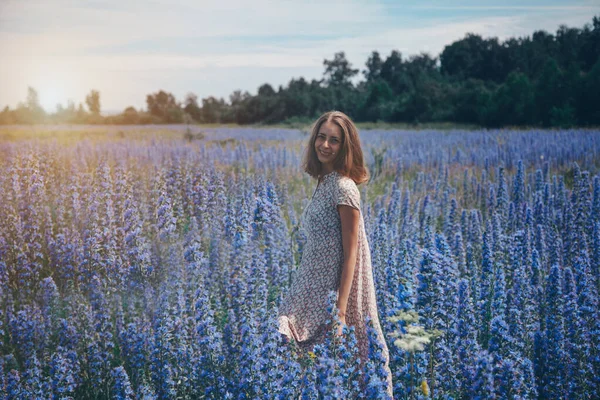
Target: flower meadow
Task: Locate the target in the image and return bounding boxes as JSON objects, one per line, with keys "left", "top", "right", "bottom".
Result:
{"left": 0, "top": 127, "right": 599, "bottom": 399}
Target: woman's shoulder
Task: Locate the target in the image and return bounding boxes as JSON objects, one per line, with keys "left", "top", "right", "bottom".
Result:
{"left": 333, "top": 171, "right": 358, "bottom": 188}
{"left": 333, "top": 172, "right": 360, "bottom": 196}
{"left": 332, "top": 171, "right": 361, "bottom": 209}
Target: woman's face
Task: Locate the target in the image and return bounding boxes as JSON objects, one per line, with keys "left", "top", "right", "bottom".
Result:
{"left": 314, "top": 120, "right": 342, "bottom": 171}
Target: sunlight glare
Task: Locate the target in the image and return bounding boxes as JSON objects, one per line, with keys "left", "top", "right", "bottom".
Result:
{"left": 32, "top": 61, "right": 84, "bottom": 113}
{"left": 39, "top": 83, "right": 69, "bottom": 112}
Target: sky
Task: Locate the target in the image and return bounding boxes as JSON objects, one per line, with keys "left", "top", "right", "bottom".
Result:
{"left": 0, "top": 0, "right": 598, "bottom": 114}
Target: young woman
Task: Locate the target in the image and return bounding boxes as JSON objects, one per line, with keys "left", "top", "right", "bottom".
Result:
{"left": 278, "top": 110, "right": 393, "bottom": 397}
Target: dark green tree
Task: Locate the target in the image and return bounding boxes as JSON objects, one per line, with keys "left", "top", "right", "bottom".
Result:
{"left": 555, "top": 25, "right": 582, "bottom": 69}
{"left": 248, "top": 83, "right": 278, "bottom": 123}
{"left": 85, "top": 90, "right": 101, "bottom": 115}
{"left": 201, "top": 96, "right": 227, "bottom": 123}
{"left": 579, "top": 16, "right": 600, "bottom": 71}
{"left": 363, "top": 51, "right": 383, "bottom": 82}
{"left": 526, "top": 30, "right": 557, "bottom": 77}
{"left": 24, "top": 87, "right": 46, "bottom": 123}
{"left": 359, "top": 78, "right": 394, "bottom": 122}
{"left": 489, "top": 72, "right": 535, "bottom": 126}
{"left": 441, "top": 34, "right": 491, "bottom": 81}
{"left": 226, "top": 90, "right": 253, "bottom": 124}
{"left": 123, "top": 107, "right": 139, "bottom": 124}
{"left": 577, "top": 58, "right": 600, "bottom": 124}
{"left": 183, "top": 93, "right": 202, "bottom": 122}
{"left": 380, "top": 50, "right": 410, "bottom": 94}
{"left": 146, "top": 90, "right": 183, "bottom": 123}
{"left": 323, "top": 51, "right": 359, "bottom": 88}
{"left": 451, "top": 79, "right": 494, "bottom": 125}
{"left": 534, "top": 58, "right": 567, "bottom": 126}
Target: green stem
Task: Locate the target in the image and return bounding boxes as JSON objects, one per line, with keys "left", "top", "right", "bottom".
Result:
{"left": 429, "top": 340, "right": 434, "bottom": 398}
{"left": 410, "top": 352, "right": 415, "bottom": 400}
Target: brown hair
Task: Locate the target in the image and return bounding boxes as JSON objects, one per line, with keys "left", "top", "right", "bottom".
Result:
{"left": 302, "top": 110, "right": 369, "bottom": 184}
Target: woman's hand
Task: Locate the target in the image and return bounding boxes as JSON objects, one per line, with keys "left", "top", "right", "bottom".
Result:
{"left": 337, "top": 204, "right": 359, "bottom": 337}
{"left": 336, "top": 316, "right": 347, "bottom": 337}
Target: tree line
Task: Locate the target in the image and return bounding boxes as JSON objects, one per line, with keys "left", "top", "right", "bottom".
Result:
{"left": 1, "top": 16, "right": 598, "bottom": 128}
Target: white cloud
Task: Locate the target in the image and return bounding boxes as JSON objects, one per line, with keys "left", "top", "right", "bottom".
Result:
{"left": 409, "top": 5, "right": 598, "bottom": 11}
{"left": 0, "top": 0, "right": 386, "bottom": 55}
{"left": 0, "top": 0, "right": 598, "bottom": 111}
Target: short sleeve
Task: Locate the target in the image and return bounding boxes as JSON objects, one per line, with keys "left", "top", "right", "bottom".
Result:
{"left": 336, "top": 178, "right": 361, "bottom": 211}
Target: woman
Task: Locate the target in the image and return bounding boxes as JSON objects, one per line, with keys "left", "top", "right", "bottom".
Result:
{"left": 278, "top": 111, "right": 393, "bottom": 398}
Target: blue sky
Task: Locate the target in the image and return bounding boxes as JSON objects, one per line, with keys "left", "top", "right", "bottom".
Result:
{"left": 0, "top": 0, "right": 598, "bottom": 113}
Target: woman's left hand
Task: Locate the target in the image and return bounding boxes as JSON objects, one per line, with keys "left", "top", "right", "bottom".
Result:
{"left": 336, "top": 317, "right": 347, "bottom": 337}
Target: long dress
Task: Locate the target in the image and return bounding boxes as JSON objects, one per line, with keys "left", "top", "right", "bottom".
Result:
{"left": 278, "top": 170, "right": 394, "bottom": 398}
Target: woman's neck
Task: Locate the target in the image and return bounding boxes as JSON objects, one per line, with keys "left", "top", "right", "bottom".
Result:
{"left": 320, "top": 164, "right": 334, "bottom": 176}
{"left": 319, "top": 169, "right": 335, "bottom": 184}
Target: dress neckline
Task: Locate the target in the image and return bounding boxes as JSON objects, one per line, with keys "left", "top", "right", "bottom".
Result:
{"left": 317, "top": 170, "right": 337, "bottom": 184}
{"left": 310, "top": 170, "right": 337, "bottom": 201}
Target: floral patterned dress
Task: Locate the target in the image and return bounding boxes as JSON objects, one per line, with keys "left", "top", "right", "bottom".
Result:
{"left": 278, "top": 170, "right": 393, "bottom": 398}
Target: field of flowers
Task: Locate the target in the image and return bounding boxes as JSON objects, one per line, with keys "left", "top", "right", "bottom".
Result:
{"left": 0, "top": 126, "right": 599, "bottom": 399}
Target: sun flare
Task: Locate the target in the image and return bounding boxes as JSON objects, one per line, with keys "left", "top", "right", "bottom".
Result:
{"left": 31, "top": 60, "right": 85, "bottom": 113}
{"left": 38, "top": 83, "right": 69, "bottom": 112}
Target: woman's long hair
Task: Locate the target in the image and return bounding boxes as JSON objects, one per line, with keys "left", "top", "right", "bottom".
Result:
{"left": 303, "top": 110, "right": 369, "bottom": 184}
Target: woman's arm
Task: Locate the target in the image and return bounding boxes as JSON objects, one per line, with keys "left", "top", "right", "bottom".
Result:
{"left": 336, "top": 204, "right": 360, "bottom": 324}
